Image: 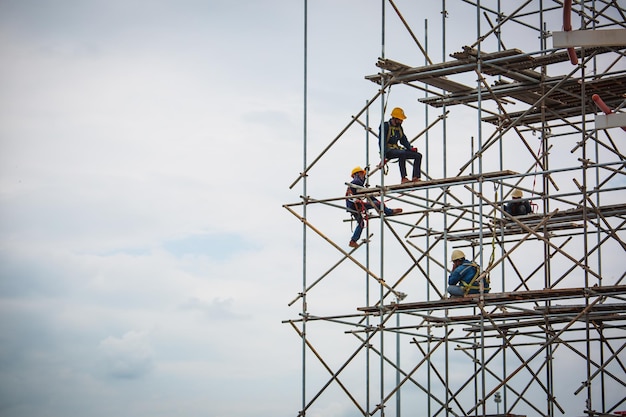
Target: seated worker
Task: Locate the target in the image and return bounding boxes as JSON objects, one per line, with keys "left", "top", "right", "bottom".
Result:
{"left": 504, "top": 189, "right": 532, "bottom": 216}
{"left": 379, "top": 107, "right": 423, "bottom": 184}
{"left": 447, "top": 250, "right": 490, "bottom": 297}
{"left": 346, "top": 166, "right": 402, "bottom": 248}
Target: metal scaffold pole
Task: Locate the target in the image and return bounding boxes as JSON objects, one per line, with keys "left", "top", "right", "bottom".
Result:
{"left": 285, "top": 2, "right": 626, "bottom": 417}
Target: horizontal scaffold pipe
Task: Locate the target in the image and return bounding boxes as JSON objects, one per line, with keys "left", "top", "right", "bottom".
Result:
{"left": 456, "top": 59, "right": 589, "bottom": 175}
{"left": 469, "top": 186, "right": 605, "bottom": 281}
{"left": 283, "top": 204, "right": 406, "bottom": 301}
{"left": 467, "top": 296, "right": 604, "bottom": 416}
{"left": 287, "top": 233, "right": 373, "bottom": 306}
{"left": 289, "top": 81, "right": 392, "bottom": 190}
{"left": 357, "top": 285, "right": 626, "bottom": 314}
{"left": 285, "top": 321, "right": 367, "bottom": 416}
{"left": 285, "top": 160, "right": 624, "bottom": 209}
{"left": 288, "top": 305, "right": 400, "bottom": 416}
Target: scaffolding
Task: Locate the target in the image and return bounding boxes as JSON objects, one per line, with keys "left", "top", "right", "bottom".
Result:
{"left": 283, "top": 1, "right": 626, "bottom": 416}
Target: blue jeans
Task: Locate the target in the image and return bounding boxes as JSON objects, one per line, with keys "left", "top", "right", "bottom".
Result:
{"left": 349, "top": 199, "right": 392, "bottom": 242}
{"left": 447, "top": 285, "right": 465, "bottom": 296}
{"left": 385, "top": 149, "right": 422, "bottom": 179}
{"left": 448, "top": 285, "right": 488, "bottom": 296}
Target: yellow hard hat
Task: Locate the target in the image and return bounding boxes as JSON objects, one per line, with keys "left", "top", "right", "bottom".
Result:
{"left": 351, "top": 166, "right": 365, "bottom": 176}
{"left": 512, "top": 189, "right": 523, "bottom": 198}
{"left": 390, "top": 107, "right": 407, "bottom": 120}
{"left": 451, "top": 249, "right": 465, "bottom": 261}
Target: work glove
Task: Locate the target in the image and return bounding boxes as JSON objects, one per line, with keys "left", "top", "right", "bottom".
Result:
{"left": 410, "top": 147, "right": 418, "bottom": 152}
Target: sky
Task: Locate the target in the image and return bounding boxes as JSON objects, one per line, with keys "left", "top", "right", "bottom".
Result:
{"left": 1, "top": 1, "right": 624, "bottom": 417}
{"left": 0, "top": 1, "right": 305, "bottom": 416}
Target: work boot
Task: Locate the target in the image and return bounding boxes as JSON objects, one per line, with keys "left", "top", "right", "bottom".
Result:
{"left": 401, "top": 177, "right": 410, "bottom": 184}
{"left": 391, "top": 208, "right": 403, "bottom": 215}
{"left": 412, "top": 177, "right": 421, "bottom": 182}
{"left": 348, "top": 240, "right": 358, "bottom": 248}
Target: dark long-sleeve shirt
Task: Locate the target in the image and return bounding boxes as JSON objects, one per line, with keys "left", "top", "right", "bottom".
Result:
{"left": 504, "top": 199, "right": 532, "bottom": 216}
{"left": 380, "top": 120, "right": 411, "bottom": 153}
{"left": 346, "top": 175, "right": 366, "bottom": 210}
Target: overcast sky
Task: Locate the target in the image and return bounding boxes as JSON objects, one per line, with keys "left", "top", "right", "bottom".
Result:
{"left": 1, "top": 1, "right": 624, "bottom": 417}
{"left": 0, "top": 1, "right": 306, "bottom": 416}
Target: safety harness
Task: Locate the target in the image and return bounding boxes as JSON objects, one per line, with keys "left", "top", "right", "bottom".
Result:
{"left": 386, "top": 125, "right": 404, "bottom": 148}
{"left": 459, "top": 261, "right": 491, "bottom": 295}
{"left": 378, "top": 123, "right": 404, "bottom": 175}
{"left": 346, "top": 186, "right": 369, "bottom": 228}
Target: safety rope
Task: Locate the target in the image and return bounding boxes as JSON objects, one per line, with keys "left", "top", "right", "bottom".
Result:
{"left": 348, "top": 199, "right": 369, "bottom": 234}
{"left": 464, "top": 184, "right": 498, "bottom": 297}
{"left": 346, "top": 181, "right": 369, "bottom": 232}
{"left": 379, "top": 87, "right": 391, "bottom": 175}
{"left": 377, "top": 159, "right": 389, "bottom": 175}
{"left": 529, "top": 130, "right": 545, "bottom": 214}
{"left": 489, "top": 184, "right": 498, "bottom": 270}
{"left": 355, "top": 200, "right": 367, "bottom": 221}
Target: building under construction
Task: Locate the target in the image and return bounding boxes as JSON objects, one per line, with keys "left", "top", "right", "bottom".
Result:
{"left": 283, "top": 1, "right": 626, "bottom": 416}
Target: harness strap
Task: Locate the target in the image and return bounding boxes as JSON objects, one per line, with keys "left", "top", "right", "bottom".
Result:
{"left": 530, "top": 131, "right": 546, "bottom": 214}
{"left": 461, "top": 262, "right": 491, "bottom": 295}
{"left": 378, "top": 124, "right": 404, "bottom": 175}
{"left": 353, "top": 200, "right": 369, "bottom": 230}
{"left": 355, "top": 200, "right": 366, "bottom": 214}
{"left": 377, "top": 159, "right": 389, "bottom": 175}
{"left": 386, "top": 124, "right": 404, "bottom": 150}
{"left": 530, "top": 201, "right": 538, "bottom": 213}
{"left": 489, "top": 187, "right": 498, "bottom": 269}
{"left": 346, "top": 186, "right": 369, "bottom": 223}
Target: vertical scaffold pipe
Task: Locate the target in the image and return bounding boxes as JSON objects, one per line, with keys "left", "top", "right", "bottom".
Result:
{"left": 301, "top": 2, "right": 308, "bottom": 417}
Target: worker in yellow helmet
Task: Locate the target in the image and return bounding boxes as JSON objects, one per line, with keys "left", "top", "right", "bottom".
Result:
{"left": 346, "top": 166, "right": 402, "bottom": 248}
{"left": 380, "top": 107, "right": 423, "bottom": 184}
{"left": 504, "top": 188, "right": 532, "bottom": 216}
{"left": 447, "top": 249, "right": 490, "bottom": 297}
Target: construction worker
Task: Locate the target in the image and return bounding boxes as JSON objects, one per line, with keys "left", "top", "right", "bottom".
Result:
{"left": 380, "top": 107, "right": 423, "bottom": 184}
{"left": 447, "top": 249, "right": 490, "bottom": 297}
{"left": 504, "top": 189, "right": 532, "bottom": 216}
{"left": 346, "top": 166, "right": 402, "bottom": 248}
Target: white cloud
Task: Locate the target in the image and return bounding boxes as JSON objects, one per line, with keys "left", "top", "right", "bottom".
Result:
{"left": 98, "top": 331, "right": 154, "bottom": 379}
{"left": 0, "top": 1, "right": 623, "bottom": 417}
